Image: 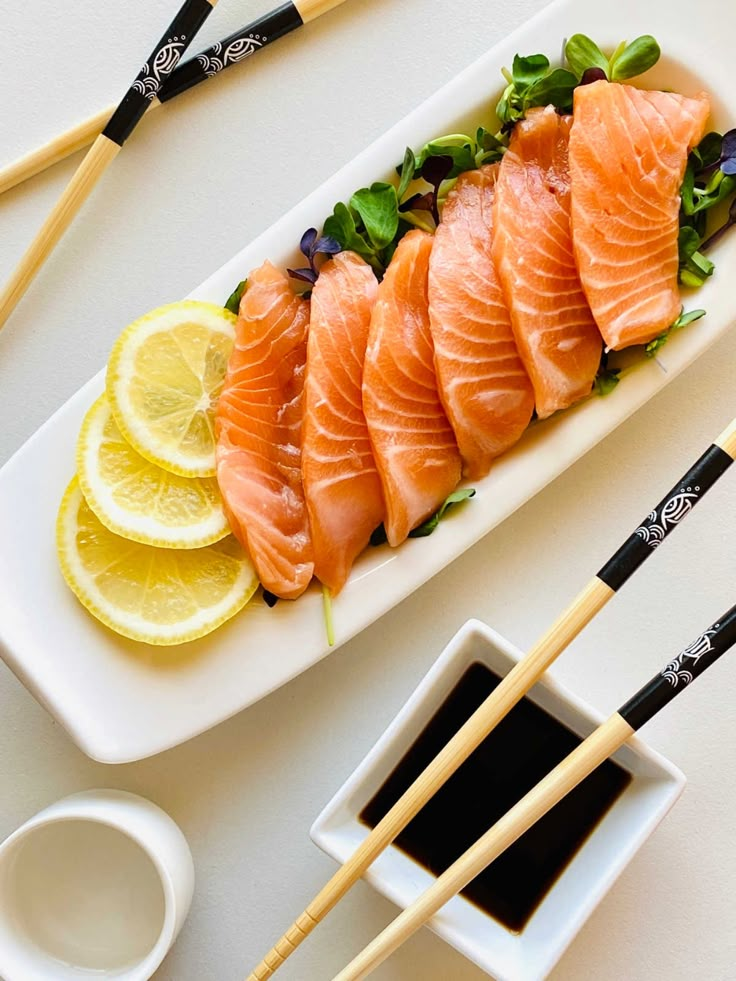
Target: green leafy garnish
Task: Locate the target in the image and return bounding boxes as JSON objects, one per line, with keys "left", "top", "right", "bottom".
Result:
{"left": 594, "top": 369, "right": 621, "bottom": 396}
{"left": 682, "top": 165, "right": 736, "bottom": 217}
{"left": 370, "top": 488, "right": 477, "bottom": 546}
{"left": 607, "top": 35, "right": 661, "bottom": 80}
{"left": 564, "top": 35, "right": 609, "bottom": 79}
{"left": 496, "top": 35, "right": 660, "bottom": 128}
{"left": 397, "top": 146, "right": 416, "bottom": 201}
{"left": 410, "top": 488, "right": 477, "bottom": 538}
{"left": 322, "top": 183, "right": 413, "bottom": 273}
{"left": 678, "top": 226, "right": 715, "bottom": 288}
{"left": 351, "top": 183, "right": 400, "bottom": 250}
{"left": 414, "top": 136, "right": 477, "bottom": 177}
{"left": 593, "top": 350, "right": 621, "bottom": 396}
{"left": 225, "top": 279, "right": 247, "bottom": 314}
{"left": 564, "top": 34, "right": 660, "bottom": 82}
{"left": 681, "top": 132, "right": 736, "bottom": 218}
{"left": 678, "top": 130, "right": 736, "bottom": 283}
{"left": 404, "top": 130, "right": 506, "bottom": 183}
{"left": 496, "top": 53, "right": 577, "bottom": 126}
{"left": 645, "top": 308, "right": 706, "bottom": 357}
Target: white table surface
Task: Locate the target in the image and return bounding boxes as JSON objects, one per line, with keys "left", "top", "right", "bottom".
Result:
{"left": 1, "top": 1, "right": 735, "bottom": 979}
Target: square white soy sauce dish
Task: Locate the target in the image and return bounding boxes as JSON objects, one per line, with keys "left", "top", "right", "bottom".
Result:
{"left": 311, "top": 619, "right": 685, "bottom": 981}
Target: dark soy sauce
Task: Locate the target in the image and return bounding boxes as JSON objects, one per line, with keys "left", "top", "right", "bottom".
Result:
{"left": 360, "top": 662, "right": 631, "bottom": 933}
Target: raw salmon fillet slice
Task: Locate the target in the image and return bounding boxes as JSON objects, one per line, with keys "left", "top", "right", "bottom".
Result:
{"left": 492, "top": 105, "right": 603, "bottom": 419}
{"left": 363, "top": 229, "right": 462, "bottom": 547}
{"left": 570, "top": 80, "right": 710, "bottom": 349}
{"left": 428, "top": 164, "right": 535, "bottom": 479}
{"left": 302, "top": 251, "right": 384, "bottom": 594}
{"left": 215, "top": 261, "right": 313, "bottom": 599}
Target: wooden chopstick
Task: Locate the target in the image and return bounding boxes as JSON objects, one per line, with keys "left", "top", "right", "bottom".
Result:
{"left": 0, "top": 0, "right": 348, "bottom": 198}
{"left": 0, "top": 0, "right": 220, "bottom": 332}
{"left": 333, "top": 602, "right": 736, "bottom": 979}
{"left": 246, "top": 414, "right": 736, "bottom": 980}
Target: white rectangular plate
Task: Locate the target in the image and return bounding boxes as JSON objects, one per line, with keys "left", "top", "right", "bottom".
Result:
{"left": 0, "top": 0, "right": 733, "bottom": 763}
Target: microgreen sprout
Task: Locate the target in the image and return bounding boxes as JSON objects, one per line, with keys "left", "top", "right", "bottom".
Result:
{"left": 594, "top": 350, "right": 621, "bottom": 396}
{"left": 681, "top": 131, "right": 736, "bottom": 218}
{"left": 495, "top": 35, "right": 661, "bottom": 128}
{"left": 564, "top": 34, "right": 660, "bottom": 83}
{"left": 701, "top": 196, "right": 736, "bottom": 252}
{"left": 678, "top": 226, "right": 715, "bottom": 288}
{"left": 224, "top": 278, "right": 247, "bottom": 314}
{"left": 322, "top": 584, "right": 335, "bottom": 647}
{"left": 323, "top": 183, "right": 404, "bottom": 273}
{"left": 287, "top": 227, "right": 342, "bottom": 286}
{"left": 679, "top": 130, "right": 736, "bottom": 279}
{"left": 399, "top": 154, "right": 454, "bottom": 226}
{"left": 370, "top": 488, "right": 476, "bottom": 546}
{"left": 645, "top": 308, "right": 706, "bottom": 357}
{"left": 495, "top": 53, "right": 578, "bottom": 126}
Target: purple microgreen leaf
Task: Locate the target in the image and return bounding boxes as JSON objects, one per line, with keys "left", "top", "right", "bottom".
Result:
{"left": 421, "top": 154, "right": 454, "bottom": 187}
{"left": 721, "top": 129, "right": 736, "bottom": 166}
{"left": 580, "top": 66, "right": 607, "bottom": 85}
{"left": 300, "top": 227, "right": 318, "bottom": 259}
{"left": 287, "top": 267, "right": 318, "bottom": 285}
{"left": 312, "top": 236, "right": 342, "bottom": 256}
{"left": 419, "top": 154, "right": 454, "bottom": 226}
{"left": 398, "top": 192, "right": 435, "bottom": 214}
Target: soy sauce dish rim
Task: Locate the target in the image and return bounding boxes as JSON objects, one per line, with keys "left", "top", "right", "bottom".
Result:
{"left": 310, "top": 619, "right": 685, "bottom": 981}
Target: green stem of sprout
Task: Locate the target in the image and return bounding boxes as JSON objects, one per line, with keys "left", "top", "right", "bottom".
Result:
{"left": 322, "top": 584, "right": 335, "bottom": 647}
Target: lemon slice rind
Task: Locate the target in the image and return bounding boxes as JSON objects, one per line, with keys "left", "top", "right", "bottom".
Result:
{"left": 57, "top": 478, "right": 258, "bottom": 646}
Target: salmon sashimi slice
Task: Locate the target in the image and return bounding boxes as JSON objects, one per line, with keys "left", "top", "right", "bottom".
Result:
{"left": 302, "top": 251, "right": 383, "bottom": 594}
{"left": 363, "top": 229, "right": 462, "bottom": 547}
{"left": 215, "top": 261, "right": 313, "bottom": 599}
{"left": 492, "top": 105, "right": 603, "bottom": 419}
{"left": 428, "top": 164, "right": 535, "bottom": 479}
{"left": 570, "top": 80, "right": 710, "bottom": 350}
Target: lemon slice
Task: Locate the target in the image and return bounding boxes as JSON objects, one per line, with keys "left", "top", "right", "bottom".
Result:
{"left": 106, "top": 301, "right": 236, "bottom": 477}
{"left": 77, "top": 395, "right": 230, "bottom": 549}
{"left": 57, "top": 478, "right": 258, "bottom": 646}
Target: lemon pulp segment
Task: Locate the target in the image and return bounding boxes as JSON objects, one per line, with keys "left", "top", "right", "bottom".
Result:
{"left": 57, "top": 478, "right": 258, "bottom": 646}
{"left": 77, "top": 395, "right": 230, "bottom": 548}
{"left": 106, "top": 301, "right": 236, "bottom": 477}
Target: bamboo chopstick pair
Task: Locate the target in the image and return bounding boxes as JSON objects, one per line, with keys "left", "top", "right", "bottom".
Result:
{"left": 333, "top": 602, "right": 736, "bottom": 980}
{"left": 249, "top": 413, "right": 736, "bottom": 979}
{"left": 0, "top": 0, "right": 347, "bottom": 333}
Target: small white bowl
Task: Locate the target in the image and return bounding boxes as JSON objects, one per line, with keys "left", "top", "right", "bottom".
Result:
{"left": 0, "top": 789, "right": 194, "bottom": 981}
{"left": 311, "top": 619, "right": 685, "bottom": 981}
